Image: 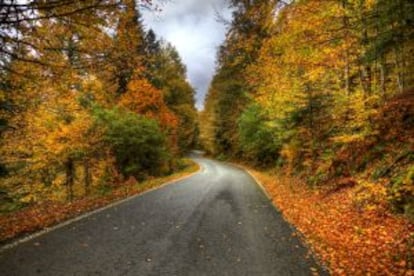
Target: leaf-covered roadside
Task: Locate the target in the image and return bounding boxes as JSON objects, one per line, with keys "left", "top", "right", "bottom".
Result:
{"left": 247, "top": 168, "right": 413, "bottom": 275}
{"left": 0, "top": 159, "right": 199, "bottom": 244}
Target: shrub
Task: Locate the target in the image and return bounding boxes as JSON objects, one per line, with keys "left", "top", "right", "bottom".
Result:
{"left": 94, "top": 108, "right": 168, "bottom": 180}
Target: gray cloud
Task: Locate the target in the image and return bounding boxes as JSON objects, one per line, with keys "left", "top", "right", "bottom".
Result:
{"left": 141, "top": 0, "right": 232, "bottom": 110}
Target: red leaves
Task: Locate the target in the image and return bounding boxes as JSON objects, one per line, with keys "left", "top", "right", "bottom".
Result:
{"left": 249, "top": 168, "right": 414, "bottom": 275}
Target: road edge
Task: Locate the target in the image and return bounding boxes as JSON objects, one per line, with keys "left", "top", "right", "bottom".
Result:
{"left": 222, "top": 161, "right": 271, "bottom": 200}
{"left": 225, "top": 160, "right": 330, "bottom": 275}
{"left": 0, "top": 161, "right": 202, "bottom": 254}
{"left": 240, "top": 167, "right": 272, "bottom": 200}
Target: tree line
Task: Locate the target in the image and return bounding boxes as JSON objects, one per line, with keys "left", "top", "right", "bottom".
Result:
{"left": 200, "top": 0, "right": 413, "bottom": 217}
{"left": 0, "top": 0, "right": 198, "bottom": 208}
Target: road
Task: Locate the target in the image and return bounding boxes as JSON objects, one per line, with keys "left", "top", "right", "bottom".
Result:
{"left": 0, "top": 155, "right": 325, "bottom": 275}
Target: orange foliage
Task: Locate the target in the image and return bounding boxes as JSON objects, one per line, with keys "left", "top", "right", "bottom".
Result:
{"left": 118, "top": 73, "right": 179, "bottom": 150}
{"left": 249, "top": 168, "right": 414, "bottom": 275}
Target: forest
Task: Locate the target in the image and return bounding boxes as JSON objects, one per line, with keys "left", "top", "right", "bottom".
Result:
{"left": 0, "top": 0, "right": 413, "bottom": 275}
{"left": 200, "top": 0, "right": 413, "bottom": 274}
{"left": 0, "top": 0, "right": 198, "bottom": 235}
{"left": 202, "top": 0, "right": 413, "bottom": 218}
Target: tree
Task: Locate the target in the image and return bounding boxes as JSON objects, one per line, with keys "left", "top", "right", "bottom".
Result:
{"left": 202, "top": 0, "right": 278, "bottom": 157}
{"left": 0, "top": 0, "right": 157, "bottom": 72}
{"left": 238, "top": 104, "right": 280, "bottom": 165}
{"left": 111, "top": 0, "right": 147, "bottom": 94}
{"left": 202, "top": 0, "right": 414, "bottom": 185}
{"left": 0, "top": 0, "right": 195, "bottom": 206}
{"left": 94, "top": 108, "right": 168, "bottom": 179}
{"left": 142, "top": 35, "right": 198, "bottom": 154}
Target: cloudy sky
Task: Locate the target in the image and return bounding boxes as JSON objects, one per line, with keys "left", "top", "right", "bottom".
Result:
{"left": 141, "top": 0, "right": 232, "bottom": 110}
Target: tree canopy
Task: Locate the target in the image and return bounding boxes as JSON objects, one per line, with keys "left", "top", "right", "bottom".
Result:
{"left": 0, "top": 0, "right": 198, "bottom": 205}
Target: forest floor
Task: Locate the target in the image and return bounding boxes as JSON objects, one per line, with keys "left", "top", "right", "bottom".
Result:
{"left": 0, "top": 159, "right": 199, "bottom": 245}
{"left": 243, "top": 166, "right": 413, "bottom": 275}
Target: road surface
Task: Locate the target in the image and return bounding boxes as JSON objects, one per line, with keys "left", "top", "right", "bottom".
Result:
{"left": 0, "top": 155, "right": 325, "bottom": 275}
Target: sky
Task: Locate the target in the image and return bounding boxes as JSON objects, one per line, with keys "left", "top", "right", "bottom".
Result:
{"left": 141, "top": 0, "right": 232, "bottom": 110}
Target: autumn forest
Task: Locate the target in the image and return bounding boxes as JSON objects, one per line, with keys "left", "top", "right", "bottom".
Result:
{"left": 200, "top": 0, "right": 413, "bottom": 274}
{"left": 0, "top": 0, "right": 199, "bottom": 242}
{"left": 1, "top": 0, "right": 413, "bottom": 275}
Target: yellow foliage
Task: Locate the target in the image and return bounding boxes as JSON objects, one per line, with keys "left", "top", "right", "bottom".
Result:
{"left": 353, "top": 180, "right": 388, "bottom": 211}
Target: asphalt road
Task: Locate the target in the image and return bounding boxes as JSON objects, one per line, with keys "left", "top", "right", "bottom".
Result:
{"left": 0, "top": 155, "right": 325, "bottom": 276}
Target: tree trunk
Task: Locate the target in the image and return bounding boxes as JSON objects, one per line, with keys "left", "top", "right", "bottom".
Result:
{"left": 359, "top": 1, "right": 372, "bottom": 96}
{"left": 394, "top": 46, "right": 405, "bottom": 94}
{"left": 394, "top": 0, "right": 406, "bottom": 94}
{"left": 84, "top": 159, "right": 91, "bottom": 197}
{"left": 65, "top": 158, "right": 75, "bottom": 202}
{"left": 342, "top": 0, "right": 351, "bottom": 96}
{"left": 379, "top": 58, "right": 386, "bottom": 98}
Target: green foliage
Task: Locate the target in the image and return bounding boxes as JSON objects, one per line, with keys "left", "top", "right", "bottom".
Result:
{"left": 200, "top": 0, "right": 277, "bottom": 157}
{"left": 216, "top": 153, "right": 228, "bottom": 162}
{"left": 214, "top": 75, "right": 246, "bottom": 155}
{"left": 173, "top": 104, "right": 198, "bottom": 152}
{"left": 0, "top": 186, "right": 26, "bottom": 213}
{"left": 94, "top": 108, "right": 168, "bottom": 180}
{"left": 363, "top": 0, "right": 414, "bottom": 63}
{"left": 238, "top": 104, "right": 280, "bottom": 165}
{"left": 388, "top": 166, "right": 414, "bottom": 220}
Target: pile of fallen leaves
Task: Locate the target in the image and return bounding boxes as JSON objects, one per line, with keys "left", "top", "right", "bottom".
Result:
{"left": 249, "top": 169, "right": 413, "bottom": 275}
{"left": 0, "top": 161, "right": 199, "bottom": 243}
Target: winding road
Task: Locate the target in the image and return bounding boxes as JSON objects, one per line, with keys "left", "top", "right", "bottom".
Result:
{"left": 0, "top": 154, "right": 325, "bottom": 275}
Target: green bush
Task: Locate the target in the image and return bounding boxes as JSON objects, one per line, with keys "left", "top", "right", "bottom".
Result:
{"left": 94, "top": 108, "right": 168, "bottom": 179}
{"left": 388, "top": 165, "right": 414, "bottom": 221}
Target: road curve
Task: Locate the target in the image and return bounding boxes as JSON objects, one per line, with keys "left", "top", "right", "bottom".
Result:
{"left": 0, "top": 154, "right": 325, "bottom": 275}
